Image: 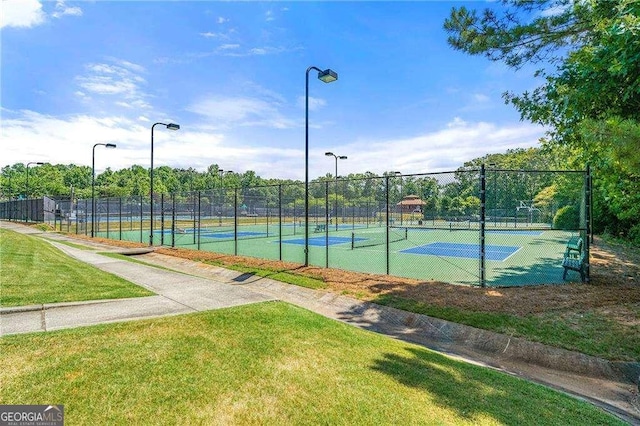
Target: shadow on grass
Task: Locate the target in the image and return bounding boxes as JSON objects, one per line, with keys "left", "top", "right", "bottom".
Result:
{"left": 370, "top": 346, "right": 621, "bottom": 425}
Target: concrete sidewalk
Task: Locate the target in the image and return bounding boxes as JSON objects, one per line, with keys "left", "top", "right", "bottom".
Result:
{"left": 1, "top": 221, "right": 638, "bottom": 423}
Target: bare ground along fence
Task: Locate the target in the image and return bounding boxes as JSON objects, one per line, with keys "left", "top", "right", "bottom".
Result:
{"left": 1, "top": 167, "right": 591, "bottom": 287}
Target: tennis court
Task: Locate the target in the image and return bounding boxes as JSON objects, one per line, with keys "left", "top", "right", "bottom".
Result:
{"left": 401, "top": 242, "right": 521, "bottom": 261}
{"left": 78, "top": 167, "right": 589, "bottom": 287}
{"left": 105, "top": 222, "right": 575, "bottom": 287}
{"left": 281, "top": 236, "right": 356, "bottom": 246}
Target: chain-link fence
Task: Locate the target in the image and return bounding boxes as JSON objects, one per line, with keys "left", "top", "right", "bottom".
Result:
{"left": 2, "top": 166, "right": 590, "bottom": 287}
{"left": 0, "top": 196, "right": 57, "bottom": 223}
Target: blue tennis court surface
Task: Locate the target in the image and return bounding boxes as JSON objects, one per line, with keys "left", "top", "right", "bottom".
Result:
{"left": 401, "top": 242, "right": 521, "bottom": 261}
{"left": 281, "top": 236, "right": 356, "bottom": 246}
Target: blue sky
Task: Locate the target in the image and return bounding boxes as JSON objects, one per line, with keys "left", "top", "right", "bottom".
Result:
{"left": 1, "top": 1, "right": 546, "bottom": 179}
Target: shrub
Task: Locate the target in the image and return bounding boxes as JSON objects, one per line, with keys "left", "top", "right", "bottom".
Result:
{"left": 553, "top": 205, "right": 580, "bottom": 230}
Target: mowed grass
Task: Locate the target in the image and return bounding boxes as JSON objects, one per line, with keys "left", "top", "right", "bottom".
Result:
{"left": 0, "top": 302, "right": 622, "bottom": 425}
{"left": 0, "top": 229, "right": 153, "bottom": 306}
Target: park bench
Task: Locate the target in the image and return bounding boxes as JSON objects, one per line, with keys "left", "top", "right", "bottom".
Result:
{"left": 562, "top": 236, "right": 587, "bottom": 282}
{"left": 565, "top": 236, "right": 583, "bottom": 255}
{"left": 314, "top": 224, "right": 326, "bottom": 233}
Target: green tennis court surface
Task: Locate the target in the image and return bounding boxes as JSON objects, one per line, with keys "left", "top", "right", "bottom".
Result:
{"left": 106, "top": 226, "right": 576, "bottom": 287}
{"left": 281, "top": 236, "right": 359, "bottom": 246}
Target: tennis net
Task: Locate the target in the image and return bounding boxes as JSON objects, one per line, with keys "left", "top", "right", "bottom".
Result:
{"left": 352, "top": 226, "right": 407, "bottom": 249}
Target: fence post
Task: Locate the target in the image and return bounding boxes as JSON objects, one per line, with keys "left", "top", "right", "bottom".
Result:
{"left": 197, "top": 191, "right": 201, "bottom": 251}
{"left": 479, "top": 164, "right": 486, "bottom": 287}
{"left": 160, "top": 194, "right": 165, "bottom": 246}
{"left": 170, "top": 194, "right": 175, "bottom": 248}
{"left": 385, "top": 175, "right": 390, "bottom": 275}
{"left": 585, "top": 165, "right": 591, "bottom": 283}
{"left": 234, "top": 187, "right": 238, "bottom": 256}
{"left": 192, "top": 191, "right": 197, "bottom": 245}
{"left": 278, "top": 184, "right": 283, "bottom": 261}
{"left": 325, "top": 180, "right": 329, "bottom": 268}
{"left": 106, "top": 197, "right": 110, "bottom": 239}
{"left": 139, "top": 195, "right": 143, "bottom": 243}
{"left": 119, "top": 197, "right": 123, "bottom": 241}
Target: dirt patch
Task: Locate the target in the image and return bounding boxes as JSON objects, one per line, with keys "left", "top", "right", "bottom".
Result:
{"left": 68, "top": 234, "right": 639, "bottom": 317}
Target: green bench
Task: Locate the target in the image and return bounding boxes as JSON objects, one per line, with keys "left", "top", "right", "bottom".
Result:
{"left": 314, "top": 224, "right": 326, "bottom": 233}
{"left": 562, "top": 236, "right": 587, "bottom": 282}
{"left": 565, "top": 236, "right": 583, "bottom": 255}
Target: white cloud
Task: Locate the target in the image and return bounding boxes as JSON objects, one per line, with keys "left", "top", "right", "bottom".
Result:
{"left": 217, "top": 17, "right": 228, "bottom": 24}
{"left": 539, "top": 3, "right": 570, "bottom": 18}
{"left": 473, "top": 93, "right": 490, "bottom": 103}
{"left": 75, "top": 59, "right": 151, "bottom": 110}
{"left": 329, "top": 118, "right": 544, "bottom": 177}
{"left": 297, "top": 96, "right": 327, "bottom": 111}
{"left": 200, "top": 30, "right": 235, "bottom": 40}
{"left": 219, "top": 44, "right": 240, "bottom": 50}
{"left": 265, "top": 10, "right": 275, "bottom": 22}
{"left": 52, "top": 1, "right": 82, "bottom": 19}
{"left": 1, "top": 109, "right": 545, "bottom": 180}
{"left": 187, "top": 96, "right": 296, "bottom": 129}
{"left": 1, "top": 0, "right": 45, "bottom": 29}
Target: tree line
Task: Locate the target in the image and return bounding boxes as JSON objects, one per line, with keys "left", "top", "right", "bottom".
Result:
{"left": 0, "top": 146, "right": 593, "bottom": 234}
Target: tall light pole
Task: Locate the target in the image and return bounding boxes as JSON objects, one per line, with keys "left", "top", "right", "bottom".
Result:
{"left": 25, "top": 161, "right": 44, "bottom": 222}
{"left": 305, "top": 66, "right": 338, "bottom": 266}
{"left": 325, "top": 152, "right": 347, "bottom": 231}
{"left": 92, "top": 143, "right": 117, "bottom": 237}
{"left": 150, "top": 122, "right": 180, "bottom": 246}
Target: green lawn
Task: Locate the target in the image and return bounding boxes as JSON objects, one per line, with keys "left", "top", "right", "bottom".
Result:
{"left": 0, "top": 229, "right": 153, "bottom": 306}
{"left": 0, "top": 302, "right": 622, "bottom": 425}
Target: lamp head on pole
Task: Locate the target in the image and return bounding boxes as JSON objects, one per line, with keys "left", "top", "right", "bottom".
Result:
{"left": 338, "top": 155, "right": 348, "bottom": 160}
{"left": 325, "top": 152, "right": 334, "bottom": 157}
{"left": 105, "top": 143, "right": 117, "bottom": 149}
{"left": 317, "top": 69, "right": 338, "bottom": 83}
{"left": 166, "top": 123, "right": 180, "bottom": 131}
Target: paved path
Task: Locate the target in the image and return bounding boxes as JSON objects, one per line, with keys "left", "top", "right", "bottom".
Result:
{"left": 1, "top": 221, "right": 638, "bottom": 423}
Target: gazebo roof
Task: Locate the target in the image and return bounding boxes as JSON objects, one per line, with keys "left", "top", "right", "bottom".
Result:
{"left": 396, "top": 195, "right": 426, "bottom": 206}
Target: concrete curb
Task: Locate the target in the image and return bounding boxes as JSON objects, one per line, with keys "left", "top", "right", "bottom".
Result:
{"left": 0, "top": 297, "right": 154, "bottom": 315}
{"left": 377, "top": 303, "right": 640, "bottom": 385}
